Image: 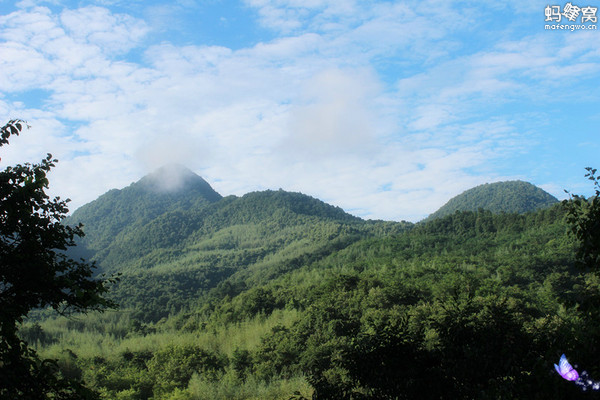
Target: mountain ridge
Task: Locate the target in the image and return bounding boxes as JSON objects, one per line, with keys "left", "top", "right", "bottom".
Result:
{"left": 66, "top": 166, "right": 369, "bottom": 274}
{"left": 65, "top": 168, "right": 560, "bottom": 318}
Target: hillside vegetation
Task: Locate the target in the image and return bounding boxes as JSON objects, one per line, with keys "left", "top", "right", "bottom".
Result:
{"left": 66, "top": 168, "right": 408, "bottom": 321}
{"left": 21, "top": 168, "right": 600, "bottom": 400}
{"left": 426, "top": 180, "right": 558, "bottom": 220}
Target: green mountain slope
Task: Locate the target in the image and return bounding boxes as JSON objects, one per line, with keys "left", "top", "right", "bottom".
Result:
{"left": 66, "top": 172, "right": 563, "bottom": 322}
{"left": 67, "top": 164, "right": 222, "bottom": 255}
{"left": 66, "top": 166, "right": 411, "bottom": 319}
{"left": 30, "top": 201, "right": 592, "bottom": 400}
{"left": 426, "top": 180, "right": 558, "bottom": 221}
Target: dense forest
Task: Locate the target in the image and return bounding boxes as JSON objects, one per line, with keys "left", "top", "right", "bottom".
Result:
{"left": 13, "top": 164, "right": 600, "bottom": 399}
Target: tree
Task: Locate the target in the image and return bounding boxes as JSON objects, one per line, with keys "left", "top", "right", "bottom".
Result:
{"left": 0, "top": 120, "right": 116, "bottom": 398}
{"left": 564, "top": 167, "right": 600, "bottom": 271}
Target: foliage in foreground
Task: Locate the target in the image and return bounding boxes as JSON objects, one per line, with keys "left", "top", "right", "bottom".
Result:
{"left": 1, "top": 120, "right": 115, "bottom": 399}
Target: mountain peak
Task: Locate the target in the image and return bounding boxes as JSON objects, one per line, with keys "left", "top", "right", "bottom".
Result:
{"left": 68, "top": 164, "right": 222, "bottom": 254}
{"left": 137, "top": 164, "right": 219, "bottom": 198}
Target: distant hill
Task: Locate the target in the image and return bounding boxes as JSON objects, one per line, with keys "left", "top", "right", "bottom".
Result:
{"left": 426, "top": 180, "right": 559, "bottom": 221}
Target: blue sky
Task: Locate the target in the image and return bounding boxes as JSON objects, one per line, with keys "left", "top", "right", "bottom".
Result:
{"left": 0, "top": 0, "right": 598, "bottom": 221}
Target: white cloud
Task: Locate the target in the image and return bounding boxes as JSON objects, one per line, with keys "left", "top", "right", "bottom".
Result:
{"left": 281, "top": 68, "right": 382, "bottom": 160}
{"left": 60, "top": 6, "right": 148, "bottom": 54}
{"left": 0, "top": 5, "right": 148, "bottom": 98}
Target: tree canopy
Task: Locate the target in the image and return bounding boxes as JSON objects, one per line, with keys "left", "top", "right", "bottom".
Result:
{"left": 564, "top": 167, "right": 600, "bottom": 271}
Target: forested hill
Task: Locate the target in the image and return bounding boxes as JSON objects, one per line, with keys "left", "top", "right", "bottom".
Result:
{"left": 67, "top": 166, "right": 366, "bottom": 272}
{"left": 65, "top": 166, "right": 410, "bottom": 318}
{"left": 426, "top": 180, "right": 558, "bottom": 220}
{"left": 66, "top": 168, "right": 561, "bottom": 312}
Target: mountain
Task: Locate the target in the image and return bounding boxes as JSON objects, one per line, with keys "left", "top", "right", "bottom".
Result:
{"left": 67, "top": 172, "right": 560, "bottom": 320}
{"left": 30, "top": 166, "right": 591, "bottom": 399}
{"left": 34, "top": 193, "right": 580, "bottom": 399}
{"left": 426, "top": 180, "right": 559, "bottom": 221}
{"left": 68, "top": 166, "right": 363, "bottom": 271}
{"left": 66, "top": 165, "right": 409, "bottom": 320}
